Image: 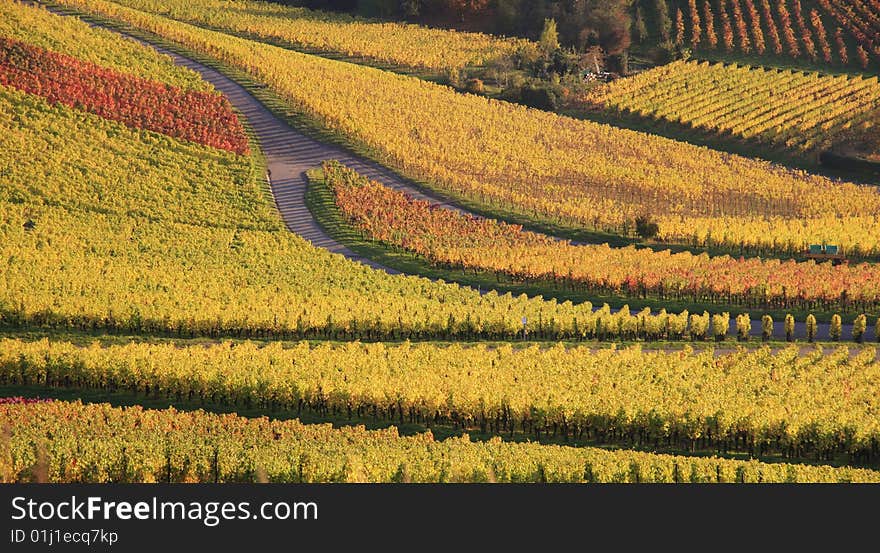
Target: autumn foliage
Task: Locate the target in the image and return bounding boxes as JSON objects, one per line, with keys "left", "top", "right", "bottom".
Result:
{"left": 817, "top": 0, "right": 880, "bottom": 67}
{"left": 674, "top": 0, "right": 874, "bottom": 68}
{"left": 0, "top": 37, "right": 249, "bottom": 154}
{"left": 5, "top": 399, "right": 879, "bottom": 482}
{"left": 327, "top": 161, "right": 880, "bottom": 311}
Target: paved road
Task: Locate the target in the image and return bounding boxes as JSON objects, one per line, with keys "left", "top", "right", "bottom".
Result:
{"left": 44, "top": 7, "right": 871, "bottom": 341}
{"left": 139, "top": 45, "right": 876, "bottom": 341}
{"left": 152, "top": 47, "right": 473, "bottom": 275}
{"left": 46, "top": 3, "right": 465, "bottom": 276}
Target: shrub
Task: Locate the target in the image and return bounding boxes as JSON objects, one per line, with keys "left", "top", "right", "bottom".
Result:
{"left": 806, "top": 314, "right": 817, "bottom": 343}
{"left": 712, "top": 312, "right": 730, "bottom": 341}
{"left": 736, "top": 313, "right": 751, "bottom": 341}
{"left": 466, "top": 78, "right": 485, "bottom": 94}
{"left": 635, "top": 215, "right": 660, "bottom": 239}
{"left": 853, "top": 314, "right": 866, "bottom": 343}
{"left": 829, "top": 314, "right": 842, "bottom": 341}
{"left": 518, "top": 84, "right": 559, "bottom": 111}
{"left": 761, "top": 314, "right": 773, "bottom": 342}
{"left": 785, "top": 314, "right": 795, "bottom": 342}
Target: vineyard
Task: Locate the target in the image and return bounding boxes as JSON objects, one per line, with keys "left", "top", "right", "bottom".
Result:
{"left": 0, "top": 37, "right": 249, "bottom": 153}
{"left": 818, "top": 0, "right": 880, "bottom": 67}
{"left": 78, "top": 0, "right": 527, "bottom": 73}
{"left": 0, "top": 86, "right": 273, "bottom": 229}
{"left": 582, "top": 59, "right": 880, "bottom": 155}
{"left": 6, "top": 401, "right": 879, "bottom": 483}
{"left": 652, "top": 0, "right": 878, "bottom": 69}
{"left": 2, "top": 0, "right": 879, "bottom": 486}
{"left": 3, "top": 338, "right": 880, "bottom": 462}
{"left": 1, "top": 173, "right": 629, "bottom": 341}
{"left": 0, "top": 0, "right": 206, "bottom": 89}
{"left": 47, "top": 0, "right": 880, "bottom": 257}
{"left": 327, "top": 161, "right": 880, "bottom": 312}
{"left": 0, "top": 28, "right": 673, "bottom": 342}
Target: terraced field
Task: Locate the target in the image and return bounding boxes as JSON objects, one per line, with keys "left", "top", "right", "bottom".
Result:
{"left": 653, "top": 0, "right": 878, "bottom": 69}
{"left": 582, "top": 59, "right": 880, "bottom": 155}
{"left": 3, "top": 0, "right": 879, "bottom": 487}
{"left": 79, "top": 0, "right": 528, "bottom": 73}
{"left": 44, "top": 0, "right": 880, "bottom": 258}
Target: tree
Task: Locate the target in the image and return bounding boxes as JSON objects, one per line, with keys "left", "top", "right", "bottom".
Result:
{"left": 597, "top": 2, "right": 632, "bottom": 56}
{"left": 444, "top": 0, "right": 490, "bottom": 22}
{"left": 689, "top": 0, "right": 702, "bottom": 47}
{"left": 357, "top": 0, "right": 399, "bottom": 17}
{"left": 581, "top": 45, "right": 606, "bottom": 73}
{"left": 806, "top": 314, "right": 817, "bottom": 342}
{"left": 635, "top": 215, "right": 660, "bottom": 239}
{"left": 518, "top": 84, "right": 559, "bottom": 110}
{"left": 494, "top": 0, "right": 523, "bottom": 36}
{"left": 400, "top": 0, "right": 421, "bottom": 17}
{"left": 539, "top": 18, "right": 560, "bottom": 55}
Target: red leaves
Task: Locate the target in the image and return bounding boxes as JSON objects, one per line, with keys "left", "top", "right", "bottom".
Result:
{"left": 0, "top": 396, "right": 51, "bottom": 405}
{"left": 326, "top": 161, "right": 880, "bottom": 308}
{"left": 817, "top": 0, "right": 879, "bottom": 67}
{"left": 0, "top": 38, "right": 249, "bottom": 155}
{"left": 819, "top": 0, "right": 880, "bottom": 69}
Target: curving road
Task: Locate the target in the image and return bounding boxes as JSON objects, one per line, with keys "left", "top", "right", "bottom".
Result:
{"left": 44, "top": 6, "right": 870, "bottom": 341}
{"left": 148, "top": 46, "right": 469, "bottom": 276}
{"left": 44, "top": 2, "right": 467, "bottom": 276}
{"left": 140, "top": 43, "right": 877, "bottom": 341}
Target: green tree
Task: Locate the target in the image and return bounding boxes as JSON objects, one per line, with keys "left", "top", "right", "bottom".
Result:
{"left": 444, "top": 0, "right": 491, "bottom": 22}
{"left": 656, "top": 0, "right": 673, "bottom": 42}
{"left": 539, "top": 18, "right": 560, "bottom": 54}
{"left": 400, "top": 0, "right": 421, "bottom": 17}
{"left": 357, "top": 0, "right": 399, "bottom": 17}
{"left": 785, "top": 314, "right": 795, "bottom": 342}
